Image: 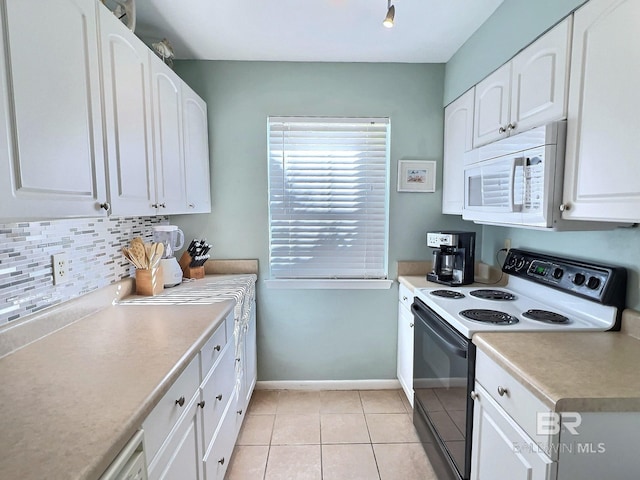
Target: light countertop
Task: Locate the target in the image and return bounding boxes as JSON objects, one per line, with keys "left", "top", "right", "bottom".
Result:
{"left": 473, "top": 330, "right": 640, "bottom": 413}
{"left": 0, "top": 275, "right": 257, "bottom": 480}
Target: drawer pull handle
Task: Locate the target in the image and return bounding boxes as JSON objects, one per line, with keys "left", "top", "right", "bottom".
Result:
{"left": 470, "top": 390, "right": 479, "bottom": 400}
{"left": 218, "top": 457, "right": 225, "bottom": 465}
{"left": 497, "top": 386, "right": 509, "bottom": 397}
{"left": 237, "top": 409, "right": 243, "bottom": 415}
{"left": 175, "top": 396, "right": 185, "bottom": 407}
{"left": 198, "top": 400, "right": 206, "bottom": 408}
{"left": 216, "top": 394, "right": 223, "bottom": 401}
{"left": 214, "top": 345, "right": 221, "bottom": 352}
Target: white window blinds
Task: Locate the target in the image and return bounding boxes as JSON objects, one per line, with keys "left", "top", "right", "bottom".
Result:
{"left": 268, "top": 116, "right": 390, "bottom": 280}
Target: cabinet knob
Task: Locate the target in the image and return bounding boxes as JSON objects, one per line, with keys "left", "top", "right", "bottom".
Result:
{"left": 198, "top": 400, "right": 206, "bottom": 408}
{"left": 402, "top": 296, "right": 408, "bottom": 301}
{"left": 497, "top": 386, "right": 509, "bottom": 397}
{"left": 237, "top": 409, "right": 243, "bottom": 415}
{"left": 236, "top": 357, "right": 241, "bottom": 363}
{"left": 218, "top": 457, "right": 225, "bottom": 465}
{"left": 559, "top": 203, "right": 570, "bottom": 212}
{"left": 216, "top": 394, "right": 223, "bottom": 401}
{"left": 470, "top": 390, "right": 479, "bottom": 400}
{"left": 175, "top": 396, "right": 185, "bottom": 407}
{"left": 409, "top": 323, "right": 414, "bottom": 328}
{"left": 507, "top": 122, "right": 517, "bottom": 131}
{"left": 499, "top": 126, "right": 507, "bottom": 134}
{"left": 214, "top": 345, "right": 221, "bottom": 352}
{"left": 151, "top": 203, "right": 158, "bottom": 208}
{"left": 99, "top": 202, "right": 110, "bottom": 212}
{"left": 159, "top": 203, "right": 166, "bottom": 208}
{"left": 188, "top": 203, "right": 195, "bottom": 208}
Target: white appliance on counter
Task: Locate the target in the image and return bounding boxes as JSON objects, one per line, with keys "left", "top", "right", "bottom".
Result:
{"left": 462, "top": 121, "right": 622, "bottom": 230}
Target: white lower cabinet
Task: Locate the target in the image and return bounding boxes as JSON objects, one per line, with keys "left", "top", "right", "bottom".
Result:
{"left": 397, "top": 283, "right": 414, "bottom": 407}
{"left": 471, "top": 350, "right": 557, "bottom": 480}
{"left": 471, "top": 383, "right": 556, "bottom": 480}
{"left": 143, "top": 295, "right": 257, "bottom": 480}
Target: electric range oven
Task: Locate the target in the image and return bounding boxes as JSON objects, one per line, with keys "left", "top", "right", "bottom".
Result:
{"left": 411, "top": 248, "right": 627, "bottom": 480}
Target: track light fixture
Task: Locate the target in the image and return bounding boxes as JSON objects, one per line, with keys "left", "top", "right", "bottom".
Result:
{"left": 383, "top": 0, "right": 395, "bottom": 28}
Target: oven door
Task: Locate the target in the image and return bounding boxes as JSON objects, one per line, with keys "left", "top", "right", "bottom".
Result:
{"left": 412, "top": 298, "right": 475, "bottom": 480}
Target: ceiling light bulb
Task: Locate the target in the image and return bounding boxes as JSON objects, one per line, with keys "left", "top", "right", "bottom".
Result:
{"left": 383, "top": 4, "right": 395, "bottom": 28}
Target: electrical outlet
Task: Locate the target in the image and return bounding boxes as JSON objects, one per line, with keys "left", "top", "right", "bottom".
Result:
{"left": 504, "top": 238, "right": 512, "bottom": 251}
{"left": 52, "top": 253, "right": 69, "bottom": 285}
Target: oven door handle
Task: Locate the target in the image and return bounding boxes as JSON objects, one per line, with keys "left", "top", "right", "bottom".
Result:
{"left": 412, "top": 303, "right": 468, "bottom": 359}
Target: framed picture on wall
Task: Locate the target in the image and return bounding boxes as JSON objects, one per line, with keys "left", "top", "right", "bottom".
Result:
{"left": 397, "top": 160, "right": 436, "bottom": 192}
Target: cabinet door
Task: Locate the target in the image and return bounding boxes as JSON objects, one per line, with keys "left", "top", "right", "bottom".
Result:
{"left": 0, "top": 0, "right": 107, "bottom": 219}
{"left": 99, "top": 5, "right": 155, "bottom": 216}
{"left": 443, "top": 88, "right": 474, "bottom": 214}
{"left": 562, "top": 0, "right": 640, "bottom": 222}
{"left": 473, "top": 63, "right": 511, "bottom": 148}
{"left": 151, "top": 57, "right": 186, "bottom": 215}
{"left": 182, "top": 85, "right": 211, "bottom": 213}
{"left": 471, "top": 384, "right": 556, "bottom": 480}
{"left": 148, "top": 396, "right": 203, "bottom": 480}
{"left": 396, "top": 301, "right": 414, "bottom": 407}
{"left": 242, "top": 300, "right": 257, "bottom": 410}
{"left": 510, "top": 18, "right": 571, "bottom": 134}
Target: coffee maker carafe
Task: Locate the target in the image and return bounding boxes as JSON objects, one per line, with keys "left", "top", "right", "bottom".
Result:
{"left": 426, "top": 231, "right": 475, "bottom": 286}
{"left": 152, "top": 225, "right": 185, "bottom": 287}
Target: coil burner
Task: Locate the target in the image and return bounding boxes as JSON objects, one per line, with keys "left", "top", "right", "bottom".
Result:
{"left": 469, "top": 289, "right": 517, "bottom": 301}
{"left": 430, "top": 290, "right": 465, "bottom": 299}
{"left": 522, "top": 309, "right": 569, "bottom": 324}
{"left": 460, "top": 309, "right": 519, "bottom": 325}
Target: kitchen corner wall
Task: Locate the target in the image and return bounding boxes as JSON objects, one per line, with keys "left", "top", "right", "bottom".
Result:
{"left": 0, "top": 216, "right": 165, "bottom": 325}
{"left": 172, "top": 61, "right": 478, "bottom": 382}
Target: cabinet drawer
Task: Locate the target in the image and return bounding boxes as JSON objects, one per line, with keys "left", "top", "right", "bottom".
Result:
{"left": 399, "top": 283, "right": 414, "bottom": 311}
{"left": 201, "top": 343, "right": 236, "bottom": 449}
{"left": 143, "top": 355, "right": 200, "bottom": 464}
{"left": 475, "top": 349, "right": 556, "bottom": 452}
{"left": 200, "top": 320, "right": 227, "bottom": 379}
{"left": 203, "top": 390, "right": 241, "bottom": 480}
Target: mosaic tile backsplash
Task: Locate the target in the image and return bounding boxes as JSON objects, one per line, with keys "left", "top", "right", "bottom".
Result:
{"left": 0, "top": 216, "right": 167, "bottom": 326}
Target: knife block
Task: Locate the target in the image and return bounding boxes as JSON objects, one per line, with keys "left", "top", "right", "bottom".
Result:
{"left": 178, "top": 251, "right": 205, "bottom": 279}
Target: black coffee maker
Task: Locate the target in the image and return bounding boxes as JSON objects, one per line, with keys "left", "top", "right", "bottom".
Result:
{"left": 426, "top": 231, "right": 475, "bottom": 286}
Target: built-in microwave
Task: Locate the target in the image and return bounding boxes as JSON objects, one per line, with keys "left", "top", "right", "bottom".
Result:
{"left": 462, "top": 121, "right": 567, "bottom": 229}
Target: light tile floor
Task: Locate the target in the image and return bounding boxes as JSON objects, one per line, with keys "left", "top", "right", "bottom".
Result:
{"left": 224, "top": 390, "right": 439, "bottom": 480}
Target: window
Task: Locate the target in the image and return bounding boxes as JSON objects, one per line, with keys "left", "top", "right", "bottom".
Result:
{"left": 267, "top": 116, "right": 390, "bottom": 286}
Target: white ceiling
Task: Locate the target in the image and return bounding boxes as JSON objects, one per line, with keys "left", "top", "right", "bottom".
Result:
{"left": 133, "top": 0, "right": 505, "bottom": 63}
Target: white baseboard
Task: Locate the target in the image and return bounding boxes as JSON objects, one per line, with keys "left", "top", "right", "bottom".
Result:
{"left": 255, "top": 379, "right": 401, "bottom": 391}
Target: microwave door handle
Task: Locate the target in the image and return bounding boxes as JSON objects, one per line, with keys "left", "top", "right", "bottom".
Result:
{"left": 510, "top": 157, "right": 525, "bottom": 212}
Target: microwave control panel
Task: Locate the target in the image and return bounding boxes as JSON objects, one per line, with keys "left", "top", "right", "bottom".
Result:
{"left": 502, "top": 248, "right": 626, "bottom": 306}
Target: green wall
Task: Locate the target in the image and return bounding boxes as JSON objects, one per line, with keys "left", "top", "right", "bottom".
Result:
{"left": 444, "top": 0, "right": 640, "bottom": 310}
{"left": 444, "top": 0, "right": 587, "bottom": 105}
{"left": 173, "top": 61, "right": 477, "bottom": 381}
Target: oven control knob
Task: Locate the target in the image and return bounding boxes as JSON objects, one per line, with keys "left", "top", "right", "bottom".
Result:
{"left": 516, "top": 258, "right": 526, "bottom": 270}
{"left": 573, "top": 273, "right": 586, "bottom": 286}
{"left": 552, "top": 268, "right": 564, "bottom": 280}
{"left": 587, "top": 276, "right": 601, "bottom": 290}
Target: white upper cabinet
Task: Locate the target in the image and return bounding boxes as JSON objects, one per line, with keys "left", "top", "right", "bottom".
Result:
{"left": 99, "top": 5, "right": 156, "bottom": 216}
{"left": 562, "top": 0, "right": 640, "bottom": 222}
{"left": 473, "top": 18, "right": 572, "bottom": 148}
{"left": 0, "top": 0, "right": 108, "bottom": 219}
{"left": 473, "top": 63, "right": 511, "bottom": 147}
{"left": 442, "top": 88, "right": 475, "bottom": 215}
{"left": 151, "top": 58, "right": 188, "bottom": 215}
{"left": 182, "top": 85, "right": 212, "bottom": 214}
